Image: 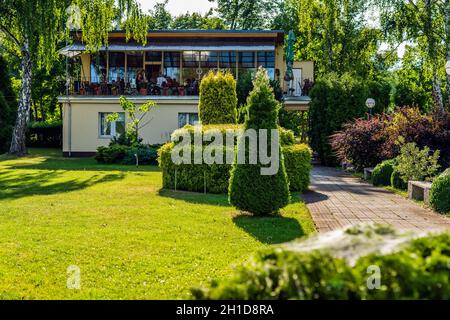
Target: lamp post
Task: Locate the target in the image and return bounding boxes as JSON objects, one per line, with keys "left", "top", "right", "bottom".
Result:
{"left": 446, "top": 60, "right": 450, "bottom": 76}
{"left": 366, "top": 98, "right": 376, "bottom": 120}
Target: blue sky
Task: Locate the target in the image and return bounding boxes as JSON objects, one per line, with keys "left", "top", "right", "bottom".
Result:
{"left": 138, "top": 0, "right": 215, "bottom": 15}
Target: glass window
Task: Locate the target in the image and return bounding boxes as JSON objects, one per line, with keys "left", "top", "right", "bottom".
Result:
{"left": 182, "top": 51, "right": 199, "bottom": 81}
{"left": 90, "top": 52, "right": 107, "bottom": 83}
{"left": 164, "top": 52, "right": 181, "bottom": 82}
{"left": 200, "top": 51, "right": 218, "bottom": 78}
{"left": 108, "top": 52, "right": 125, "bottom": 83}
{"left": 178, "top": 113, "right": 199, "bottom": 128}
{"left": 99, "top": 112, "right": 125, "bottom": 137}
{"left": 127, "top": 52, "right": 144, "bottom": 85}
{"left": 219, "top": 51, "right": 236, "bottom": 77}
{"left": 257, "top": 51, "right": 275, "bottom": 79}
{"left": 238, "top": 52, "right": 256, "bottom": 79}
{"left": 145, "top": 51, "right": 162, "bottom": 62}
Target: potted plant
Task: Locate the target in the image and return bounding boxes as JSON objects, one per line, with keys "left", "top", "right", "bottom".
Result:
{"left": 139, "top": 81, "right": 148, "bottom": 95}
{"left": 111, "top": 81, "right": 118, "bottom": 96}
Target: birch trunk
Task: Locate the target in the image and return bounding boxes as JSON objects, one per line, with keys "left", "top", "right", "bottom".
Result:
{"left": 9, "top": 39, "right": 32, "bottom": 156}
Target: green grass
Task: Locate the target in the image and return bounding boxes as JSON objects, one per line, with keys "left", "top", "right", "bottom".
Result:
{"left": 0, "top": 148, "right": 315, "bottom": 299}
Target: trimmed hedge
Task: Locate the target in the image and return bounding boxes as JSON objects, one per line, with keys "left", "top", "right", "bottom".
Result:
{"left": 283, "top": 144, "right": 312, "bottom": 192}
{"left": 159, "top": 127, "right": 310, "bottom": 194}
{"left": 26, "top": 121, "right": 62, "bottom": 148}
{"left": 391, "top": 169, "right": 407, "bottom": 190}
{"left": 192, "top": 232, "right": 450, "bottom": 300}
{"left": 199, "top": 71, "right": 237, "bottom": 125}
{"left": 429, "top": 171, "right": 450, "bottom": 213}
{"left": 372, "top": 159, "right": 396, "bottom": 186}
{"left": 96, "top": 144, "right": 159, "bottom": 165}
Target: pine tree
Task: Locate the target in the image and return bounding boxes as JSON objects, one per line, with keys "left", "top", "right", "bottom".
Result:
{"left": 228, "top": 67, "right": 290, "bottom": 215}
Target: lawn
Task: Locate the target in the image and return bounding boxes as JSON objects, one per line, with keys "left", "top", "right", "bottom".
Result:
{"left": 0, "top": 149, "right": 315, "bottom": 299}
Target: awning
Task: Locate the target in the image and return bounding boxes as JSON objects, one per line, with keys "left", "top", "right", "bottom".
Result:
{"left": 59, "top": 43, "right": 276, "bottom": 57}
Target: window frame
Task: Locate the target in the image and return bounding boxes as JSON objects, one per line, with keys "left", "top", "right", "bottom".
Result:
{"left": 178, "top": 112, "right": 199, "bottom": 128}
{"left": 99, "top": 112, "right": 126, "bottom": 139}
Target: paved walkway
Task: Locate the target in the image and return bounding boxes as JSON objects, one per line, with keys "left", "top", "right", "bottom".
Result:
{"left": 302, "top": 166, "right": 450, "bottom": 233}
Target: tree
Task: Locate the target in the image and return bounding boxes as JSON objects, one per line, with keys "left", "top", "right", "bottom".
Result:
{"left": 229, "top": 67, "right": 290, "bottom": 215}
{"left": 171, "top": 10, "right": 225, "bottom": 30}
{"left": 147, "top": 0, "right": 172, "bottom": 30}
{"left": 377, "top": 0, "right": 448, "bottom": 113}
{"left": 210, "top": 0, "right": 280, "bottom": 29}
{"left": 0, "top": 55, "right": 16, "bottom": 153}
{"left": 0, "top": 0, "right": 148, "bottom": 156}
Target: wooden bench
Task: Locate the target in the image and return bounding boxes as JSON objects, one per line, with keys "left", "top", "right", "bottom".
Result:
{"left": 364, "top": 168, "right": 374, "bottom": 180}
{"left": 408, "top": 181, "right": 432, "bottom": 204}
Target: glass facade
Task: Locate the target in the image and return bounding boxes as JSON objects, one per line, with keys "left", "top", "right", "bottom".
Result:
{"left": 90, "top": 52, "right": 107, "bottom": 83}
{"left": 200, "top": 51, "right": 218, "bottom": 77}
{"left": 182, "top": 51, "right": 199, "bottom": 81}
{"left": 126, "top": 52, "right": 144, "bottom": 85}
{"left": 238, "top": 52, "right": 256, "bottom": 79}
{"left": 108, "top": 52, "right": 125, "bottom": 83}
{"left": 257, "top": 51, "right": 275, "bottom": 79}
{"left": 163, "top": 52, "right": 181, "bottom": 82}
{"left": 219, "top": 51, "right": 237, "bottom": 77}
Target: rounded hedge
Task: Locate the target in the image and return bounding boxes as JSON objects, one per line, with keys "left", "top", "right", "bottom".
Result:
{"left": 391, "top": 168, "right": 407, "bottom": 190}
{"left": 192, "top": 232, "right": 450, "bottom": 300}
{"left": 199, "top": 71, "right": 237, "bottom": 125}
{"left": 372, "top": 159, "right": 396, "bottom": 186}
{"left": 283, "top": 144, "right": 312, "bottom": 192}
{"left": 429, "top": 171, "right": 450, "bottom": 213}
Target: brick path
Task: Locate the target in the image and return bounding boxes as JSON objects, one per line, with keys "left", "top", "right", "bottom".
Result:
{"left": 302, "top": 166, "right": 450, "bottom": 233}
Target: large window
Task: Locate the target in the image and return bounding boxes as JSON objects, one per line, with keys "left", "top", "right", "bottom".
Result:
{"left": 145, "top": 51, "right": 162, "bottom": 62}
{"left": 126, "top": 52, "right": 144, "bottom": 85}
{"left": 164, "top": 52, "right": 181, "bottom": 82}
{"left": 178, "top": 113, "right": 199, "bottom": 128}
{"left": 182, "top": 51, "right": 199, "bottom": 81}
{"left": 90, "top": 52, "right": 107, "bottom": 83}
{"left": 108, "top": 52, "right": 125, "bottom": 83}
{"left": 99, "top": 112, "right": 125, "bottom": 138}
{"left": 219, "top": 51, "right": 236, "bottom": 77}
{"left": 238, "top": 52, "right": 256, "bottom": 79}
{"left": 200, "top": 51, "right": 218, "bottom": 78}
{"left": 257, "top": 51, "right": 275, "bottom": 79}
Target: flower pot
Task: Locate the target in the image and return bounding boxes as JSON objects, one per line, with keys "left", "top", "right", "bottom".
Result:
{"left": 139, "top": 88, "right": 148, "bottom": 95}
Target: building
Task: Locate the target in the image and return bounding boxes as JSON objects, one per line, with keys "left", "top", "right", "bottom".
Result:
{"left": 58, "top": 30, "right": 313, "bottom": 156}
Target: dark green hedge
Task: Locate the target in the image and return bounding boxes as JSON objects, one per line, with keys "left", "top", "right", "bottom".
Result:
{"left": 430, "top": 171, "right": 450, "bottom": 214}
{"left": 391, "top": 168, "right": 407, "bottom": 190}
{"left": 199, "top": 71, "right": 237, "bottom": 125}
{"left": 283, "top": 144, "right": 312, "bottom": 192}
{"left": 96, "top": 144, "right": 159, "bottom": 165}
{"left": 372, "top": 159, "right": 396, "bottom": 186}
{"left": 192, "top": 232, "right": 450, "bottom": 300}
{"left": 26, "top": 121, "right": 62, "bottom": 148}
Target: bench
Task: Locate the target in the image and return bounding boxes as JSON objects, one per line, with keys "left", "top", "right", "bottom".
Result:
{"left": 364, "top": 168, "right": 374, "bottom": 180}
{"left": 408, "top": 181, "right": 432, "bottom": 204}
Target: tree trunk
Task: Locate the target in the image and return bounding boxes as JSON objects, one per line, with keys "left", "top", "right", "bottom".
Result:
{"left": 432, "top": 68, "right": 445, "bottom": 114}
{"left": 9, "top": 41, "right": 32, "bottom": 156}
{"left": 445, "top": 0, "right": 450, "bottom": 109}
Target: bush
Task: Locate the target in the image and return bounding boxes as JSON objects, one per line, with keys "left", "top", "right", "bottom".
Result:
{"left": 396, "top": 142, "right": 440, "bottom": 182}
{"left": 283, "top": 144, "right": 312, "bottom": 192}
{"left": 95, "top": 144, "right": 129, "bottom": 164}
{"left": 26, "top": 120, "right": 62, "bottom": 148}
{"left": 391, "top": 169, "right": 407, "bottom": 190}
{"left": 229, "top": 68, "right": 290, "bottom": 215}
{"left": 331, "top": 116, "right": 388, "bottom": 170}
{"left": 0, "top": 55, "right": 16, "bottom": 153}
{"left": 309, "top": 73, "right": 368, "bottom": 166}
{"left": 429, "top": 172, "right": 450, "bottom": 213}
{"left": 122, "top": 146, "right": 158, "bottom": 165}
{"left": 199, "top": 71, "right": 237, "bottom": 125}
{"left": 192, "top": 229, "right": 450, "bottom": 300}
{"left": 372, "top": 159, "right": 396, "bottom": 186}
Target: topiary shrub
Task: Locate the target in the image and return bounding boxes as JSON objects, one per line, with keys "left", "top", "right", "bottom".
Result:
{"left": 391, "top": 168, "right": 407, "bottom": 190}
{"left": 283, "top": 144, "right": 312, "bottom": 192}
{"left": 429, "top": 172, "right": 450, "bottom": 214}
{"left": 192, "top": 226, "right": 450, "bottom": 300}
{"left": 228, "top": 67, "right": 290, "bottom": 215}
{"left": 372, "top": 159, "right": 396, "bottom": 186}
{"left": 199, "top": 71, "right": 237, "bottom": 125}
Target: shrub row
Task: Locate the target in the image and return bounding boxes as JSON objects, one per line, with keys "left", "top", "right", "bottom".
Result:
{"left": 192, "top": 232, "right": 450, "bottom": 300}
{"left": 158, "top": 142, "right": 312, "bottom": 194}
{"left": 96, "top": 144, "right": 159, "bottom": 165}
{"left": 26, "top": 120, "right": 62, "bottom": 148}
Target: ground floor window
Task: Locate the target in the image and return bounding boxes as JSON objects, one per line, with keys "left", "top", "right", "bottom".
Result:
{"left": 178, "top": 113, "right": 199, "bottom": 128}
{"left": 99, "top": 112, "right": 125, "bottom": 138}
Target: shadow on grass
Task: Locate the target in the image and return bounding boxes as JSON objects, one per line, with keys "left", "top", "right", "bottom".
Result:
{"left": 158, "top": 189, "right": 230, "bottom": 207}
{"left": 0, "top": 170, "right": 125, "bottom": 200}
{"left": 233, "top": 214, "right": 305, "bottom": 244}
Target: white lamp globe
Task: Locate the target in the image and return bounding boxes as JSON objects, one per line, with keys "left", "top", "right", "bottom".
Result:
{"left": 366, "top": 98, "right": 376, "bottom": 109}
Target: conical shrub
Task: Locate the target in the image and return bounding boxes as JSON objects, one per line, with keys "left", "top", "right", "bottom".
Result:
{"left": 228, "top": 67, "right": 290, "bottom": 215}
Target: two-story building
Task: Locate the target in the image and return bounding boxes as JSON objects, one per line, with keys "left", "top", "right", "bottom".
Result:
{"left": 59, "top": 30, "right": 313, "bottom": 156}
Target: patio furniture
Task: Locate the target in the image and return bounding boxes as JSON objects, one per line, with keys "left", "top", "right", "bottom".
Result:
{"left": 408, "top": 181, "right": 432, "bottom": 204}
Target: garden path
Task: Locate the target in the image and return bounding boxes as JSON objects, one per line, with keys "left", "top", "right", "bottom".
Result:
{"left": 303, "top": 166, "right": 450, "bottom": 232}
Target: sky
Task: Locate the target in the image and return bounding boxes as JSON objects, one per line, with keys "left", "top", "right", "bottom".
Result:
{"left": 138, "top": 0, "right": 216, "bottom": 15}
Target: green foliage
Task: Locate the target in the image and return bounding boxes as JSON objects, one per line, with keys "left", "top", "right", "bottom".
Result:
{"left": 26, "top": 120, "right": 62, "bottom": 148}
{"left": 283, "top": 144, "right": 312, "bottom": 192}
{"left": 0, "top": 55, "right": 16, "bottom": 153}
{"left": 192, "top": 233, "right": 450, "bottom": 300}
{"left": 372, "top": 159, "right": 396, "bottom": 186}
{"left": 95, "top": 143, "right": 158, "bottom": 165}
{"left": 199, "top": 71, "right": 237, "bottom": 125}
{"left": 309, "top": 73, "right": 367, "bottom": 165}
{"left": 391, "top": 169, "right": 407, "bottom": 190}
{"left": 171, "top": 10, "right": 225, "bottom": 30}
{"left": 95, "top": 144, "right": 129, "bottom": 164}
{"left": 429, "top": 172, "right": 450, "bottom": 214}
{"left": 229, "top": 68, "right": 290, "bottom": 215}
{"left": 396, "top": 142, "right": 441, "bottom": 182}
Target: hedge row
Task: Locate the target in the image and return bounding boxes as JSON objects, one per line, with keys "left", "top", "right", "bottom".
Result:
{"left": 26, "top": 121, "right": 62, "bottom": 148}
{"left": 430, "top": 170, "right": 450, "bottom": 214}
{"left": 158, "top": 142, "right": 312, "bottom": 194}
